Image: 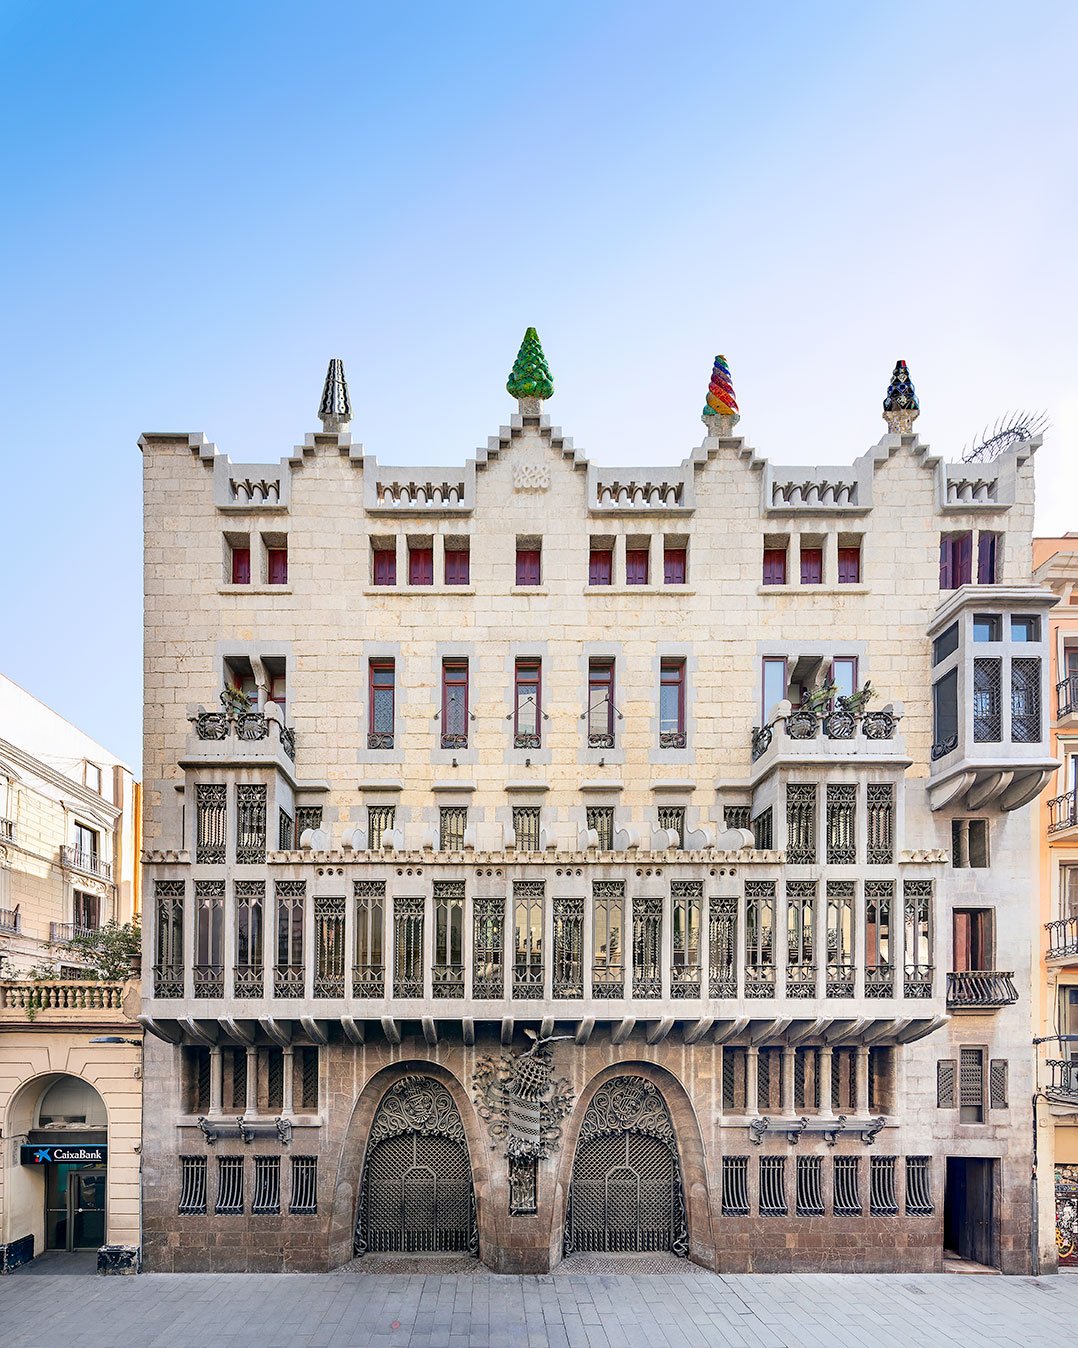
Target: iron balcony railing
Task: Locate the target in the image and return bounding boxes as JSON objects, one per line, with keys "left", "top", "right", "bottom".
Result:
{"left": 1048, "top": 791, "right": 1078, "bottom": 833}
{"left": 0, "top": 904, "right": 19, "bottom": 933}
{"left": 0, "top": 817, "right": 14, "bottom": 843}
{"left": 1046, "top": 1059, "right": 1078, "bottom": 1105}
{"left": 946, "top": 970, "right": 1019, "bottom": 1009}
{"left": 752, "top": 707, "right": 898, "bottom": 762}
{"left": 49, "top": 921, "right": 99, "bottom": 943}
{"left": 1058, "top": 676, "right": 1078, "bottom": 719}
{"left": 1046, "top": 917, "right": 1078, "bottom": 959}
{"left": 59, "top": 845, "right": 112, "bottom": 880}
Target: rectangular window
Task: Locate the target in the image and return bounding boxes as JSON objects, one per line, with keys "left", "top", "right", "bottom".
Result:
{"left": 353, "top": 880, "right": 385, "bottom": 996}
{"left": 826, "top": 784, "right": 856, "bottom": 864}
{"left": 869, "top": 1156, "right": 898, "bottom": 1216}
{"left": 589, "top": 544, "right": 613, "bottom": 586}
{"left": 722, "top": 1156, "right": 750, "bottom": 1216}
{"left": 235, "top": 880, "right": 264, "bottom": 995}
{"left": 73, "top": 890, "right": 100, "bottom": 931}
{"left": 625, "top": 547, "right": 649, "bottom": 585}
{"left": 951, "top": 818, "right": 989, "bottom": 868}
{"left": 786, "top": 881, "right": 816, "bottom": 995}
{"left": 657, "top": 806, "right": 685, "bottom": 847}
{"left": 709, "top": 897, "right": 737, "bottom": 997}
{"left": 959, "top": 1047, "right": 986, "bottom": 1124}
{"left": 195, "top": 784, "right": 226, "bottom": 863}
{"left": 796, "top": 1156, "right": 824, "bottom": 1216}
{"left": 178, "top": 1156, "right": 208, "bottom": 1214}
{"left": 473, "top": 897, "right": 505, "bottom": 998}
{"left": 906, "top": 1157, "right": 934, "bottom": 1216}
{"left": 978, "top": 531, "right": 999, "bottom": 584}
{"left": 367, "top": 805, "right": 395, "bottom": 850}
{"left": 837, "top": 544, "right": 861, "bottom": 584}
{"left": 154, "top": 881, "right": 185, "bottom": 997}
{"left": 552, "top": 897, "right": 584, "bottom": 998}
{"left": 587, "top": 659, "right": 615, "bottom": 746}
{"left": 439, "top": 806, "right": 467, "bottom": 852}
{"left": 865, "top": 880, "right": 893, "bottom": 995}
{"left": 745, "top": 881, "right": 776, "bottom": 996}
{"left": 800, "top": 546, "right": 823, "bottom": 585}
{"left": 236, "top": 784, "right": 267, "bottom": 864}
{"left": 939, "top": 531, "right": 973, "bottom": 589}
{"left": 74, "top": 822, "right": 98, "bottom": 865}
{"left": 275, "top": 882, "right": 306, "bottom": 997}
{"left": 266, "top": 663, "right": 287, "bottom": 718}
{"left": 826, "top": 880, "right": 854, "bottom": 995}
{"left": 267, "top": 546, "right": 288, "bottom": 585}
{"left": 290, "top": 1157, "right": 318, "bottom": 1215}
{"left": 252, "top": 1156, "right": 280, "bottom": 1215}
{"left": 671, "top": 882, "right": 701, "bottom": 995}
{"left": 973, "top": 658, "right": 1002, "bottom": 741}
{"left": 433, "top": 880, "right": 464, "bottom": 997}
{"left": 393, "top": 896, "right": 424, "bottom": 996}
{"left": 373, "top": 545, "right": 396, "bottom": 586}
{"left": 514, "top": 659, "right": 542, "bottom": 747}
{"left": 368, "top": 660, "right": 395, "bottom": 749}
{"left": 750, "top": 807, "right": 773, "bottom": 851}
{"left": 761, "top": 657, "right": 786, "bottom": 723}
{"left": 216, "top": 1156, "right": 244, "bottom": 1215}
{"left": 832, "top": 657, "right": 857, "bottom": 703}
{"left": 1011, "top": 657, "right": 1042, "bottom": 742}
{"left": 659, "top": 659, "right": 686, "bottom": 747}
{"left": 586, "top": 806, "right": 614, "bottom": 851}
{"left": 932, "top": 669, "right": 958, "bottom": 757}
{"left": 513, "top": 806, "right": 542, "bottom": 852}
{"left": 834, "top": 1156, "right": 862, "bottom": 1216}
{"left": 278, "top": 809, "right": 293, "bottom": 851}
{"left": 663, "top": 544, "right": 687, "bottom": 585}
{"left": 1011, "top": 614, "right": 1040, "bottom": 642}
{"left": 760, "top": 1156, "right": 788, "bottom": 1216}
{"left": 903, "top": 880, "right": 933, "bottom": 996}
{"left": 786, "top": 784, "right": 817, "bottom": 864}
{"left": 973, "top": 613, "right": 1001, "bottom": 642}
{"left": 193, "top": 880, "right": 224, "bottom": 996}
{"left": 231, "top": 545, "right": 251, "bottom": 585}
{"left": 866, "top": 784, "right": 894, "bottom": 864}
{"left": 516, "top": 543, "right": 541, "bottom": 586}
{"left": 632, "top": 896, "right": 662, "bottom": 997}
{"left": 592, "top": 882, "right": 624, "bottom": 996}
{"left": 762, "top": 545, "right": 787, "bottom": 586}
{"left": 953, "top": 909, "right": 993, "bottom": 973}
{"left": 933, "top": 622, "right": 959, "bottom": 665}
{"left": 441, "top": 659, "right": 469, "bottom": 748}
{"left": 314, "top": 897, "right": 345, "bottom": 997}
{"left": 444, "top": 545, "right": 470, "bottom": 585}
{"left": 408, "top": 544, "right": 434, "bottom": 585}
{"left": 513, "top": 881, "right": 544, "bottom": 997}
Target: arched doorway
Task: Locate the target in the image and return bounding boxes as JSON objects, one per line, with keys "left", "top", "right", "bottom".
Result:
{"left": 565, "top": 1075, "right": 687, "bottom": 1256}
{"left": 354, "top": 1075, "right": 477, "bottom": 1256}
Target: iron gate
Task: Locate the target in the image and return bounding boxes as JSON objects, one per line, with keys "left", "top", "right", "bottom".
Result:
{"left": 565, "top": 1075, "right": 688, "bottom": 1256}
{"left": 355, "top": 1076, "right": 478, "bottom": 1256}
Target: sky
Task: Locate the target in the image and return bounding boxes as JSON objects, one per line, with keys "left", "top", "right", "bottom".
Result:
{"left": 1, "top": 1, "right": 1076, "bottom": 772}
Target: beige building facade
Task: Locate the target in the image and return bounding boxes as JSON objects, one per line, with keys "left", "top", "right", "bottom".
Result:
{"left": 139, "top": 345, "right": 1051, "bottom": 1273}
{"left": 0, "top": 675, "right": 142, "bottom": 1272}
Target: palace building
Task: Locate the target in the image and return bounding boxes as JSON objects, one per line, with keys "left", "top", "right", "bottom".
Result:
{"left": 138, "top": 337, "right": 1051, "bottom": 1273}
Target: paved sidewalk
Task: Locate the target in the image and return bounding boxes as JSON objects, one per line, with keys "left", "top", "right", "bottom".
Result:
{"left": 2, "top": 1268, "right": 1075, "bottom": 1347}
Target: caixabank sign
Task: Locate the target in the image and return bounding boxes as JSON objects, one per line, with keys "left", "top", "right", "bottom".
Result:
{"left": 20, "top": 1144, "right": 107, "bottom": 1164}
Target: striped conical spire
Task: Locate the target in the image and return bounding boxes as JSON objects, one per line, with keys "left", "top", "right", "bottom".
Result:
{"left": 701, "top": 354, "right": 740, "bottom": 431}
{"left": 318, "top": 358, "right": 351, "bottom": 430}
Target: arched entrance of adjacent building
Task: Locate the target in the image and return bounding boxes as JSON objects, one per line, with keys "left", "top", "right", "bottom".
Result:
{"left": 354, "top": 1075, "right": 477, "bottom": 1257}
{"left": 565, "top": 1075, "right": 687, "bottom": 1256}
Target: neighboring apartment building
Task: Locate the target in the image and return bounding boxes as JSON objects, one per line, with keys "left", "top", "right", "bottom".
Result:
{"left": 0, "top": 674, "right": 142, "bottom": 1272}
{"left": 138, "top": 341, "right": 1053, "bottom": 1274}
{"left": 1033, "top": 535, "right": 1078, "bottom": 1270}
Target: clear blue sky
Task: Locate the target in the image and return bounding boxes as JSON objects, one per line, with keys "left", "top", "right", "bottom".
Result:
{"left": 2, "top": 1, "right": 1076, "bottom": 772}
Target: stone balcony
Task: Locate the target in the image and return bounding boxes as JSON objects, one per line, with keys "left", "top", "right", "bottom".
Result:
{"left": 0, "top": 978, "right": 140, "bottom": 1030}
{"left": 750, "top": 704, "right": 909, "bottom": 785}
{"left": 945, "top": 970, "right": 1019, "bottom": 1011}
{"left": 179, "top": 708, "right": 299, "bottom": 785}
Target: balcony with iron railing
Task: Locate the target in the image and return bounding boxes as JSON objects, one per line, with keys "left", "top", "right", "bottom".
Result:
{"left": 1045, "top": 1058, "right": 1078, "bottom": 1107}
{"left": 751, "top": 702, "right": 906, "bottom": 780}
{"left": 1046, "top": 917, "right": 1078, "bottom": 962}
{"left": 188, "top": 708, "right": 296, "bottom": 764}
{"left": 49, "top": 921, "right": 99, "bottom": 943}
{"left": 1049, "top": 791, "right": 1078, "bottom": 835}
{"left": 1058, "top": 675, "right": 1078, "bottom": 722}
{"left": 0, "top": 904, "right": 20, "bottom": 933}
{"left": 59, "top": 845, "right": 112, "bottom": 881}
{"left": 945, "top": 969, "right": 1019, "bottom": 1010}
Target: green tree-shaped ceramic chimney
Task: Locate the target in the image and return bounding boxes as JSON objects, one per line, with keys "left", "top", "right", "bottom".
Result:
{"left": 507, "top": 327, "right": 554, "bottom": 412}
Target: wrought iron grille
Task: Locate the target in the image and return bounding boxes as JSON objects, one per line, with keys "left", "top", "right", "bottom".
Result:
{"left": 722, "top": 1049, "right": 746, "bottom": 1111}
{"left": 296, "top": 806, "right": 323, "bottom": 837}
{"left": 1011, "top": 657, "right": 1042, "bottom": 742}
{"left": 671, "top": 882, "right": 701, "bottom": 998}
{"left": 252, "top": 1156, "right": 281, "bottom": 1214}
{"left": 278, "top": 808, "right": 294, "bottom": 851}
{"left": 368, "top": 805, "right": 396, "bottom": 849}
{"left": 796, "top": 1156, "right": 824, "bottom": 1216}
{"left": 586, "top": 807, "right": 614, "bottom": 851}
{"left": 786, "top": 784, "right": 817, "bottom": 864}
{"left": 990, "top": 1058, "right": 1008, "bottom": 1108}
{"left": 592, "top": 881, "right": 624, "bottom": 998}
{"left": 973, "top": 657, "right": 1002, "bottom": 741}
{"left": 745, "top": 881, "right": 775, "bottom": 997}
{"left": 937, "top": 1058, "right": 957, "bottom": 1108}
{"left": 866, "top": 783, "right": 894, "bottom": 864}
{"left": 786, "top": 880, "right": 816, "bottom": 998}
{"left": 275, "top": 880, "right": 306, "bottom": 998}
{"left": 513, "top": 880, "right": 544, "bottom": 998}
{"left": 433, "top": 880, "right": 465, "bottom": 997}
{"left": 315, "top": 897, "right": 346, "bottom": 997}
{"left": 354, "top": 881, "right": 385, "bottom": 997}
{"left": 194, "top": 879, "right": 225, "bottom": 997}
{"left": 235, "top": 879, "right": 264, "bottom": 997}
{"left": 564, "top": 1077, "right": 687, "bottom": 1256}
{"left": 154, "top": 882, "right": 185, "bottom": 997}
{"left": 751, "top": 807, "right": 773, "bottom": 850}
{"left": 196, "top": 783, "right": 226, "bottom": 863}
{"left": 509, "top": 1156, "right": 538, "bottom": 1215}
{"left": 553, "top": 897, "right": 584, "bottom": 998}
{"left": 290, "top": 1156, "right": 318, "bottom": 1214}
{"left": 657, "top": 807, "right": 684, "bottom": 847}
{"left": 439, "top": 806, "right": 467, "bottom": 852}
{"left": 826, "top": 880, "right": 854, "bottom": 997}
{"left": 834, "top": 1157, "right": 862, "bottom": 1216}
{"left": 869, "top": 1156, "right": 898, "bottom": 1216}
{"left": 513, "top": 806, "right": 542, "bottom": 852}
{"left": 905, "top": 1156, "right": 933, "bottom": 1215}
{"left": 751, "top": 724, "right": 773, "bottom": 761}
{"left": 473, "top": 897, "right": 505, "bottom": 998}
{"left": 632, "top": 896, "right": 662, "bottom": 997}
{"left": 722, "top": 1156, "right": 749, "bottom": 1216}
{"left": 394, "top": 896, "right": 424, "bottom": 997}
{"left": 826, "top": 784, "right": 856, "bottom": 864}
{"left": 724, "top": 806, "right": 751, "bottom": 830}
{"left": 236, "top": 784, "right": 267, "bottom": 863}
{"left": 946, "top": 970, "right": 1018, "bottom": 1008}
{"left": 960, "top": 1047, "right": 985, "bottom": 1120}
{"left": 865, "top": 880, "right": 894, "bottom": 996}
{"left": 709, "top": 897, "right": 737, "bottom": 997}
{"left": 903, "top": 879, "right": 933, "bottom": 997}
{"left": 831, "top": 1047, "right": 857, "bottom": 1113}
{"left": 178, "top": 1156, "right": 207, "bottom": 1214}
{"left": 216, "top": 1157, "right": 245, "bottom": 1214}
{"left": 759, "top": 1157, "right": 787, "bottom": 1216}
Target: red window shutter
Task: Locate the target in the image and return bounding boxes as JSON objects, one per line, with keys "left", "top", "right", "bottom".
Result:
{"left": 763, "top": 548, "right": 787, "bottom": 585}
{"left": 589, "top": 550, "right": 612, "bottom": 586}
{"left": 409, "top": 547, "right": 434, "bottom": 585}
{"left": 267, "top": 548, "right": 288, "bottom": 585}
{"left": 953, "top": 911, "right": 972, "bottom": 973}
{"left": 516, "top": 549, "right": 541, "bottom": 585}
{"left": 955, "top": 532, "right": 973, "bottom": 587}
{"left": 374, "top": 548, "right": 396, "bottom": 585}
{"left": 800, "top": 548, "right": 823, "bottom": 585}
{"left": 231, "top": 547, "right": 251, "bottom": 585}
{"left": 939, "top": 536, "right": 953, "bottom": 590}
{"left": 445, "top": 549, "right": 469, "bottom": 585}
{"left": 838, "top": 547, "right": 860, "bottom": 584}
{"left": 663, "top": 548, "right": 686, "bottom": 584}
{"left": 626, "top": 549, "right": 649, "bottom": 585}
{"left": 977, "top": 533, "right": 997, "bottom": 584}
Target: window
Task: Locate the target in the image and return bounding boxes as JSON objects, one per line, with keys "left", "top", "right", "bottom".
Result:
{"left": 514, "top": 659, "right": 542, "bottom": 747}
{"left": 235, "top": 881, "right": 264, "bottom": 990}
{"left": 592, "top": 881, "right": 624, "bottom": 995}
{"left": 939, "top": 532, "right": 973, "bottom": 589}
{"left": 368, "top": 661, "right": 395, "bottom": 749}
{"left": 295, "top": 806, "right": 322, "bottom": 837}
{"left": 178, "top": 1156, "right": 208, "bottom": 1214}
{"left": 761, "top": 657, "right": 786, "bottom": 723}
{"left": 953, "top": 909, "right": 994, "bottom": 972}
{"left": 193, "top": 881, "right": 224, "bottom": 995}
{"left": 959, "top": 1046, "right": 986, "bottom": 1123}
{"left": 626, "top": 548, "right": 649, "bottom": 585}
{"left": 267, "top": 545, "right": 288, "bottom": 585}
{"left": 664, "top": 543, "right": 687, "bottom": 585}
{"left": 826, "top": 785, "right": 856, "bottom": 864}
{"left": 216, "top": 1156, "right": 244, "bottom": 1215}
{"left": 866, "top": 784, "right": 894, "bottom": 864}
{"left": 264, "top": 657, "right": 287, "bottom": 718}
{"left": 231, "top": 543, "right": 251, "bottom": 585}
{"left": 973, "top": 658, "right": 1002, "bottom": 741}
{"left": 224, "top": 656, "right": 258, "bottom": 710}
{"left": 83, "top": 761, "right": 102, "bottom": 793}
{"left": 154, "top": 880, "right": 185, "bottom": 997}
{"left": 439, "top": 805, "right": 467, "bottom": 852}
{"left": 513, "top": 806, "right": 541, "bottom": 852}
{"left": 367, "top": 805, "right": 395, "bottom": 850}
{"left": 800, "top": 545, "right": 823, "bottom": 585}
{"left": 751, "top": 807, "right": 773, "bottom": 850}
{"left": 372, "top": 544, "right": 396, "bottom": 586}
{"left": 589, "top": 543, "right": 613, "bottom": 586}
{"left": 354, "top": 881, "right": 385, "bottom": 994}
{"left": 951, "top": 818, "right": 989, "bottom": 868}
{"left": 978, "top": 532, "right": 999, "bottom": 584}
{"left": 74, "top": 822, "right": 98, "bottom": 865}
{"left": 832, "top": 657, "right": 857, "bottom": 703}
{"left": 1011, "top": 614, "right": 1039, "bottom": 641}
{"left": 786, "top": 784, "right": 817, "bottom": 864}
{"left": 1062, "top": 865, "right": 1078, "bottom": 921}
{"left": 1011, "top": 657, "right": 1042, "bottom": 742}
{"left": 433, "top": 881, "right": 464, "bottom": 996}
{"left": 408, "top": 544, "right": 434, "bottom": 586}
{"left": 444, "top": 544, "right": 470, "bottom": 585}
{"left": 275, "top": 882, "right": 305, "bottom": 996}
{"left": 657, "top": 806, "right": 685, "bottom": 847}
{"left": 838, "top": 542, "right": 861, "bottom": 584}
{"left": 586, "top": 806, "right": 614, "bottom": 851}
{"left": 278, "top": 809, "right": 293, "bottom": 850}
{"left": 762, "top": 544, "right": 787, "bottom": 586}
{"left": 933, "top": 622, "right": 959, "bottom": 665}
{"left": 659, "top": 659, "right": 686, "bottom": 747}
{"left": 236, "top": 784, "right": 267, "bottom": 863}
{"left": 290, "top": 1157, "right": 318, "bottom": 1215}
{"left": 252, "top": 1156, "right": 280, "bottom": 1215}
{"left": 973, "top": 613, "right": 1000, "bottom": 642}
{"left": 903, "top": 880, "right": 933, "bottom": 996}
{"left": 441, "top": 660, "right": 469, "bottom": 748}
{"left": 516, "top": 542, "right": 541, "bottom": 586}
{"left": 514, "top": 881, "right": 544, "bottom": 996}
{"left": 73, "top": 890, "right": 100, "bottom": 931}
{"left": 932, "top": 669, "right": 958, "bottom": 757}
{"left": 587, "top": 659, "right": 615, "bottom": 746}
{"left": 195, "top": 784, "right": 226, "bottom": 863}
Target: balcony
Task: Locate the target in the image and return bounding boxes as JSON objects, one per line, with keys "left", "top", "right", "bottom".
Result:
{"left": 49, "top": 921, "right": 99, "bottom": 943}
{"left": 191, "top": 708, "right": 295, "bottom": 761}
{"left": 945, "top": 969, "right": 1019, "bottom": 1010}
{"left": 1045, "top": 1059, "right": 1078, "bottom": 1107}
{"left": 1047, "top": 917, "right": 1078, "bottom": 961}
{"left": 1049, "top": 791, "right": 1078, "bottom": 835}
{"left": 750, "top": 703, "right": 908, "bottom": 783}
{"left": 180, "top": 708, "right": 300, "bottom": 786}
{"left": 1058, "top": 675, "right": 1078, "bottom": 722}
{"left": 0, "top": 904, "right": 19, "bottom": 933}
{"left": 0, "top": 817, "right": 14, "bottom": 843}
{"left": 59, "top": 845, "right": 112, "bottom": 881}
{"left": 0, "top": 980, "right": 135, "bottom": 1033}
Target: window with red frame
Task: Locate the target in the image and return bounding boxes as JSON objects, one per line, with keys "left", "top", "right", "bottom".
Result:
{"left": 514, "top": 659, "right": 541, "bottom": 747}
{"left": 762, "top": 546, "right": 787, "bottom": 585}
{"left": 368, "top": 661, "right": 395, "bottom": 749}
{"left": 409, "top": 545, "right": 434, "bottom": 585}
{"left": 588, "top": 659, "right": 615, "bottom": 745}
{"left": 978, "top": 532, "right": 999, "bottom": 584}
{"left": 516, "top": 545, "right": 541, "bottom": 586}
{"left": 231, "top": 546, "right": 251, "bottom": 585}
{"left": 444, "top": 547, "right": 470, "bottom": 585}
{"left": 373, "top": 546, "right": 396, "bottom": 586}
{"left": 800, "top": 546, "right": 823, "bottom": 585}
{"left": 267, "top": 672, "right": 286, "bottom": 718}
{"left": 838, "top": 545, "right": 861, "bottom": 584}
{"left": 589, "top": 546, "right": 613, "bottom": 586}
{"left": 441, "top": 660, "right": 469, "bottom": 747}
{"left": 939, "top": 532, "right": 973, "bottom": 589}
{"left": 663, "top": 545, "right": 686, "bottom": 585}
{"left": 659, "top": 659, "right": 686, "bottom": 746}
{"left": 626, "top": 548, "right": 649, "bottom": 585}
{"left": 267, "top": 546, "right": 288, "bottom": 585}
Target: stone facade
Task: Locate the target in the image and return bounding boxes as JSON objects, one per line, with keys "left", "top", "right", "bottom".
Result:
{"left": 140, "top": 348, "right": 1051, "bottom": 1273}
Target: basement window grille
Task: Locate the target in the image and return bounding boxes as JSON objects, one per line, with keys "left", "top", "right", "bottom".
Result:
{"left": 252, "top": 1156, "right": 281, "bottom": 1215}
{"left": 216, "top": 1156, "right": 245, "bottom": 1215}
{"left": 905, "top": 1157, "right": 934, "bottom": 1216}
{"left": 290, "top": 1156, "right": 318, "bottom": 1214}
{"left": 759, "top": 1156, "right": 788, "bottom": 1216}
{"left": 833, "top": 1157, "right": 862, "bottom": 1216}
{"left": 869, "top": 1155, "right": 898, "bottom": 1216}
{"left": 796, "top": 1155, "right": 824, "bottom": 1216}
{"left": 722, "top": 1155, "right": 750, "bottom": 1216}
{"left": 178, "top": 1156, "right": 207, "bottom": 1214}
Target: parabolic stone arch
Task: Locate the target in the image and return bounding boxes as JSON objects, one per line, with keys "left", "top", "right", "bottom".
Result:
{"left": 564, "top": 1074, "right": 688, "bottom": 1256}
{"left": 354, "top": 1074, "right": 478, "bottom": 1257}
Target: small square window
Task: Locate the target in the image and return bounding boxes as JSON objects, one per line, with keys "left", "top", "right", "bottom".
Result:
{"left": 516, "top": 543, "right": 541, "bottom": 586}
{"left": 626, "top": 548, "right": 649, "bottom": 585}
{"left": 973, "top": 614, "right": 1001, "bottom": 642}
{"left": 1011, "top": 615, "right": 1039, "bottom": 642}
{"left": 663, "top": 545, "right": 687, "bottom": 585}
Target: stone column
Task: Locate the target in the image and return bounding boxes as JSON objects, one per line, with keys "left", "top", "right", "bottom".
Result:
{"left": 245, "top": 1046, "right": 258, "bottom": 1117}
{"left": 782, "top": 1046, "right": 797, "bottom": 1117}
{"left": 282, "top": 1045, "right": 295, "bottom": 1117}
{"left": 856, "top": 1045, "right": 871, "bottom": 1115}
{"left": 745, "top": 1045, "right": 759, "bottom": 1114}
{"left": 208, "top": 1046, "right": 223, "bottom": 1118}
{"left": 818, "top": 1046, "right": 833, "bottom": 1114}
